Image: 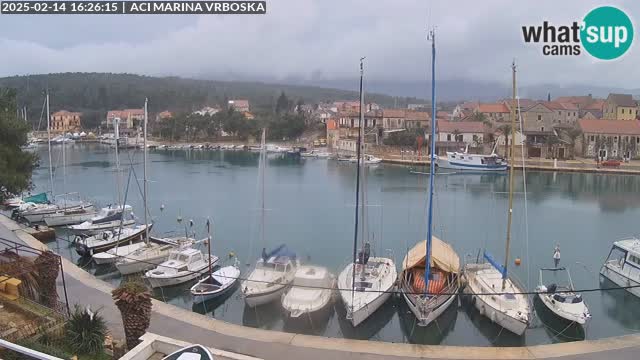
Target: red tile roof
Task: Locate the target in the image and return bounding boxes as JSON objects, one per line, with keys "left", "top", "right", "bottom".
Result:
{"left": 405, "top": 111, "right": 429, "bottom": 121}
{"left": 382, "top": 109, "right": 406, "bottom": 118}
{"left": 584, "top": 99, "right": 605, "bottom": 111}
{"left": 554, "top": 96, "right": 593, "bottom": 107}
{"left": 578, "top": 119, "right": 640, "bottom": 135}
{"left": 477, "top": 103, "right": 510, "bottom": 113}
{"left": 438, "top": 121, "right": 487, "bottom": 133}
{"left": 544, "top": 101, "right": 578, "bottom": 111}
{"left": 460, "top": 101, "right": 479, "bottom": 110}
{"left": 52, "top": 110, "right": 81, "bottom": 117}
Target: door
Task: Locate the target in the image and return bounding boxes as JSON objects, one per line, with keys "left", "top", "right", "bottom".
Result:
{"left": 528, "top": 147, "right": 541, "bottom": 158}
{"left": 558, "top": 148, "right": 565, "bottom": 159}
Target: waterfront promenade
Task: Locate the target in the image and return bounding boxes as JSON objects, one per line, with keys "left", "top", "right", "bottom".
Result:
{"left": 1, "top": 216, "right": 639, "bottom": 359}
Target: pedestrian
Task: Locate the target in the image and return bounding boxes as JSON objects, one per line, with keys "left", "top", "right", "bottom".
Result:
{"left": 553, "top": 244, "right": 561, "bottom": 267}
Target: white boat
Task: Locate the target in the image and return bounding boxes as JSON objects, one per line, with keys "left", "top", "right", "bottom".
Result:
{"left": 242, "top": 244, "right": 300, "bottom": 307}
{"left": 464, "top": 262, "right": 530, "bottom": 335}
{"left": 535, "top": 267, "right": 591, "bottom": 325}
{"left": 437, "top": 144, "right": 507, "bottom": 172}
{"left": 67, "top": 205, "right": 134, "bottom": 235}
{"left": 600, "top": 238, "right": 640, "bottom": 298}
{"left": 92, "top": 242, "right": 146, "bottom": 265}
{"left": 462, "top": 62, "right": 531, "bottom": 336}
{"left": 162, "top": 344, "right": 213, "bottom": 360}
{"left": 338, "top": 253, "right": 397, "bottom": 327}
{"left": 281, "top": 265, "right": 335, "bottom": 318}
{"left": 74, "top": 224, "right": 151, "bottom": 257}
{"left": 399, "top": 238, "right": 460, "bottom": 327}
{"left": 191, "top": 260, "right": 241, "bottom": 304}
{"left": 43, "top": 203, "right": 96, "bottom": 226}
{"left": 315, "top": 151, "right": 330, "bottom": 158}
{"left": 301, "top": 150, "right": 319, "bottom": 158}
{"left": 348, "top": 154, "right": 382, "bottom": 164}
{"left": 144, "top": 247, "right": 217, "bottom": 288}
{"left": 20, "top": 202, "right": 81, "bottom": 223}
{"left": 115, "top": 237, "right": 189, "bottom": 275}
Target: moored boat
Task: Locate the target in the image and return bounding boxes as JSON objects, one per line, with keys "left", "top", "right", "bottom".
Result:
{"left": 282, "top": 265, "right": 335, "bottom": 318}
{"left": 191, "top": 260, "right": 240, "bottom": 304}
{"left": 242, "top": 244, "right": 299, "bottom": 307}
{"left": 161, "top": 344, "right": 213, "bottom": 360}
{"left": 74, "top": 224, "right": 151, "bottom": 257}
{"left": 600, "top": 238, "right": 640, "bottom": 299}
{"left": 92, "top": 242, "right": 146, "bottom": 265}
{"left": 43, "top": 203, "right": 97, "bottom": 226}
{"left": 535, "top": 267, "right": 591, "bottom": 325}
{"left": 144, "top": 247, "right": 217, "bottom": 288}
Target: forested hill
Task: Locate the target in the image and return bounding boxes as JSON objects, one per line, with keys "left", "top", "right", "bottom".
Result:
{"left": 0, "top": 73, "right": 423, "bottom": 129}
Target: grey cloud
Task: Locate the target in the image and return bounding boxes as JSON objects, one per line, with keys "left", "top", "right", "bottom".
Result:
{"left": 0, "top": 0, "right": 638, "bottom": 91}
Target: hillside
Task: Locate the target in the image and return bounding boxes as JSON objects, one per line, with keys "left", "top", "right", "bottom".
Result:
{"left": 0, "top": 73, "right": 425, "bottom": 129}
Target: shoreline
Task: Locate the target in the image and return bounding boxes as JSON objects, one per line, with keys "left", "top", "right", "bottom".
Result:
{"left": 1, "top": 215, "right": 640, "bottom": 359}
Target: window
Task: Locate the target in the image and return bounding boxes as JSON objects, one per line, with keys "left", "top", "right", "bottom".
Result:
{"left": 558, "top": 111, "right": 561, "bottom": 115}
{"left": 629, "top": 254, "right": 640, "bottom": 266}
{"left": 537, "top": 115, "right": 542, "bottom": 121}
{"left": 447, "top": 134, "right": 451, "bottom": 141}
{"left": 541, "top": 127, "right": 544, "bottom": 132}
{"left": 614, "top": 136, "right": 618, "bottom": 143}
{"left": 637, "top": 137, "right": 639, "bottom": 144}
{"left": 590, "top": 135, "right": 595, "bottom": 142}
{"left": 622, "top": 109, "right": 625, "bottom": 114}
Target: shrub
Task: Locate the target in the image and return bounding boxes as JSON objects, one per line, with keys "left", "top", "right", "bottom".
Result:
{"left": 64, "top": 305, "right": 107, "bottom": 355}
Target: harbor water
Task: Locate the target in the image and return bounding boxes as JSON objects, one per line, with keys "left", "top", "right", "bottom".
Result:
{"left": 29, "top": 143, "right": 640, "bottom": 346}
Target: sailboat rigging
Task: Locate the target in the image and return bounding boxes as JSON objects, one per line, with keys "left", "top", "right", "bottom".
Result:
{"left": 338, "top": 57, "right": 397, "bottom": 327}
{"left": 399, "top": 29, "right": 461, "bottom": 327}
{"left": 462, "top": 61, "right": 531, "bottom": 336}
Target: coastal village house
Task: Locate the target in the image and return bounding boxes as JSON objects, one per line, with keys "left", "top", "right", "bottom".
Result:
{"left": 51, "top": 110, "right": 82, "bottom": 133}
{"left": 437, "top": 121, "right": 486, "bottom": 146}
{"left": 228, "top": 99, "right": 250, "bottom": 112}
{"left": 577, "top": 119, "right": 640, "bottom": 160}
{"left": 106, "top": 109, "right": 144, "bottom": 129}
{"left": 604, "top": 94, "right": 637, "bottom": 120}
{"left": 193, "top": 106, "right": 221, "bottom": 116}
{"left": 475, "top": 103, "right": 510, "bottom": 123}
{"left": 155, "top": 111, "right": 172, "bottom": 122}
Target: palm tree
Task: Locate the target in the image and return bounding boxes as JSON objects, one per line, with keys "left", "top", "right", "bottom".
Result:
{"left": 34, "top": 251, "right": 59, "bottom": 309}
{"left": 112, "top": 280, "right": 152, "bottom": 350}
{"left": 546, "top": 135, "right": 560, "bottom": 159}
{"left": 498, "top": 124, "right": 512, "bottom": 157}
{"left": 471, "top": 112, "right": 487, "bottom": 123}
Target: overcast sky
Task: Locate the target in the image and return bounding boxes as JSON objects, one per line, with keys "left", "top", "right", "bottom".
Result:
{"left": 0, "top": 0, "right": 638, "bottom": 88}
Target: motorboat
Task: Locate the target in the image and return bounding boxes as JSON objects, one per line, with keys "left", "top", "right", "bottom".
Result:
{"left": 348, "top": 154, "right": 382, "bottom": 165}
{"left": 74, "top": 224, "right": 151, "bottom": 257}
{"left": 162, "top": 344, "right": 213, "bottom": 360}
{"left": 281, "top": 265, "right": 335, "bottom": 319}
{"left": 191, "top": 259, "right": 241, "bottom": 304}
{"left": 67, "top": 205, "right": 135, "bottom": 235}
{"left": 144, "top": 247, "right": 217, "bottom": 288}
{"left": 337, "top": 248, "right": 397, "bottom": 327}
{"left": 242, "top": 244, "right": 300, "bottom": 307}
{"left": 92, "top": 242, "right": 146, "bottom": 265}
{"left": 535, "top": 267, "right": 591, "bottom": 325}
{"left": 437, "top": 144, "right": 507, "bottom": 172}
{"left": 399, "top": 238, "right": 460, "bottom": 326}
{"left": 43, "top": 203, "right": 97, "bottom": 226}
{"left": 463, "top": 259, "right": 531, "bottom": 335}
{"left": 600, "top": 238, "right": 640, "bottom": 298}
{"left": 115, "top": 236, "right": 191, "bottom": 275}
{"left": 301, "top": 150, "right": 319, "bottom": 158}
{"left": 4, "top": 192, "right": 48, "bottom": 208}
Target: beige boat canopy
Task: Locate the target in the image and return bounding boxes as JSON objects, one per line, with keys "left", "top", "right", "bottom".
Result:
{"left": 402, "top": 237, "right": 460, "bottom": 273}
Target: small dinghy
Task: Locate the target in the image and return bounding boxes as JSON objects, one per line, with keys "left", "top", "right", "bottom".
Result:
{"left": 191, "top": 259, "right": 240, "bottom": 304}
{"left": 162, "top": 344, "right": 214, "bottom": 360}
{"left": 535, "top": 267, "right": 591, "bottom": 325}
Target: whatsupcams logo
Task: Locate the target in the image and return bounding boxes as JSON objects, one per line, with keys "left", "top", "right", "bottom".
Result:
{"left": 522, "top": 6, "right": 633, "bottom": 60}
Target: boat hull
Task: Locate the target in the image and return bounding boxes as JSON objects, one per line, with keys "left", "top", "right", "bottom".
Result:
{"left": 244, "top": 285, "right": 286, "bottom": 308}
{"left": 402, "top": 286, "right": 458, "bottom": 327}
{"left": 537, "top": 293, "right": 589, "bottom": 325}
{"left": 462, "top": 286, "right": 528, "bottom": 335}
{"left": 68, "top": 219, "right": 136, "bottom": 236}
{"left": 146, "top": 267, "right": 208, "bottom": 288}
{"left": 347, "top": 288, "right": 391, "bottom": 327}
{"left": 44, "top": 211, "right": 96, "bottom": 226}
{"left": 92, "top": 243, "right": 146, "bottom": 265}
{"left": 437, "top": 158, "right": 507, "bottom": 172}
{"left": 600, "top": 263, "right": 640, "bottom": 298}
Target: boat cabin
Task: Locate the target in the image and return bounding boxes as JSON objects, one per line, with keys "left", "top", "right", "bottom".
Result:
{"left": 257, "top": 255, "right": 294, "bottom": 274}
{"left": 158, "top": 248, "right": 204, "bottom": 274}
{"left": 603, "top": 239, "right": 640, "bottom": 279}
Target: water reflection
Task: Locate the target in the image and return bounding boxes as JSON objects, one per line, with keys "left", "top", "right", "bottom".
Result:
{"left": 460, "top": 297, "right": 525, "bottom": 347}
{"left": 600, "top": 277, "right": 640, "bottom": 331}
{"left": 242, "top": 301, "right": 284, "bottom": 330}
{"left": 335, "top": 298, "right": 396, "bottom": 340}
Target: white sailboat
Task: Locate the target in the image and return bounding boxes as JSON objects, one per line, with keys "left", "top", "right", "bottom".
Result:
{"left": 399, "top": 31, "right": 461, "bottom": 327}
{"left": 74, "top": 224, "right": 151, "bottom": 257}
{"left": 92, "top": 242, "right": 146, "bottom": 265}
{"left": 282, "top": 265, "right": 335, "bottom": 319}
{"left": 68, "top": 205, "right": 135, "bottom": 235}
{"left": 43, "top": 203, "right": 97, "bottom": 226}
{"left": 338, "top": 58, "right": 397, "bottom": 327}
{"left": 242, "top": 129, "right": 299, "bottom": 307}
{"left": 462, "top": 62, "right": 531, "bottom": 336}
{"left": 114, "top": 99, "right": 180, "bottom": 275}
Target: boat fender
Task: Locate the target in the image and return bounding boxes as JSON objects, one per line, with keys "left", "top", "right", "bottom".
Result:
{"left": 103, "top": 232, "right": 109, "bottom": 240}
{"left": 74, "top": 235, "right": 82, "bottom": 243}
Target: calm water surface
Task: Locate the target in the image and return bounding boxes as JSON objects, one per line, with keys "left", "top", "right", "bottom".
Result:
{"left": 31, "top": 143, "right": 640, "bottom": 346}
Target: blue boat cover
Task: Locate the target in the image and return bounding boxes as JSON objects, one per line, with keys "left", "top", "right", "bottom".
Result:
{"left": 267, "top": 244, "right": 296, "bottom": 260}
{"left": 24, "top": 192, "right": 48, "bottom": 204}
{"left": 483, "top": 251, "right": 507, "bottom": 279}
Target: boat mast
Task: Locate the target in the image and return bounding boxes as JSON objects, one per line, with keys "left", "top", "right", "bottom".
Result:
{"left": 207, "top": 218, "right": 212, "bottom": 278}
{"left": 424, "top": 29, "right": 436, "bottom": 294}
{"left": 502, "top": 61, "right": 517, "bottom": 289}
{"left": 260, "top": 128, "right": 266, "bottom": 247}
{"left": 114, "top": 117, "right": 122, "bottom": 207}
{"left": 351, "top": 57, "right": 365, "bottom": 307}
{"left": 46, "top": 91, "right": 55, "bottom": 197}
{"left": 143, "top": 99, "right": 149, "bottom": 243}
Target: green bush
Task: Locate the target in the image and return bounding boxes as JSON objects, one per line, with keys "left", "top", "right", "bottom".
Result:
{"left": 64, "top": 305, "right": 107, "bottom": 355}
